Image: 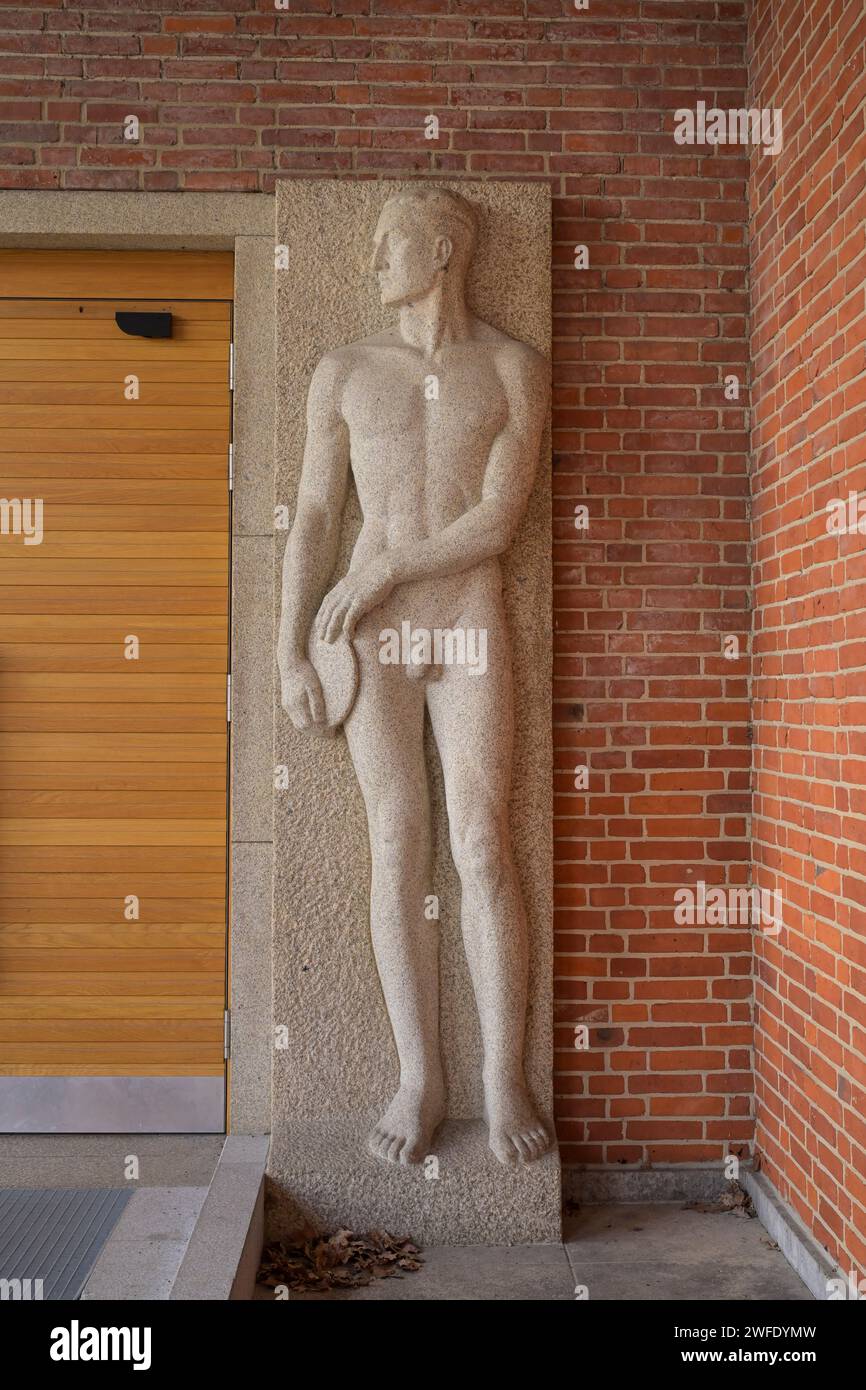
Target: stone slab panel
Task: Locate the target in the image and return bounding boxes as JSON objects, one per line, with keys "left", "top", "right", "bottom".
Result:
{"left": 270, "top": 179, "right": 556, "bottom": 1243}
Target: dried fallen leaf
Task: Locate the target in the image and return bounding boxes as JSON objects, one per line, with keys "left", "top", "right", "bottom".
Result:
{"left": 684, "top": 1180, "right": 756, "bottom": 1218}
{"left": 259, "top": 1228, "right": 424, "bottom": 1292}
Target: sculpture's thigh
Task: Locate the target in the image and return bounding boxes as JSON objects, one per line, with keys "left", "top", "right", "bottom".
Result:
{"left": 344, "top": 625, "right": 429, "bottom": 830}
{"left": 424, "top": 615, "right": 514, "bottom": 825}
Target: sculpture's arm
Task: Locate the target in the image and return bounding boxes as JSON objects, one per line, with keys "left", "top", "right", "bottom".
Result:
{"left": 316, "top": 345, "right": 548, "bottom": 644}
{"left": 388, "top": 346, "right": 549, "bottom": 586}
{"left": 278, "top": 354, "right": 350, "bottom": 673}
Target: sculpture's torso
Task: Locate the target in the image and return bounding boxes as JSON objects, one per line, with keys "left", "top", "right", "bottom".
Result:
{"left": 329, "top": 318, "right": 528, "bottom": 630}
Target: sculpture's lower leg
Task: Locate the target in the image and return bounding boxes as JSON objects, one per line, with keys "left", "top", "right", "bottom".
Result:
{"left": 365, "top": 833, "right": 446, "bottom": 1164}
{"left": 346, "top": 662, "right": 446, "bottom": 1166}
{"left": 455, "top": 810, "right": 550, "bottom": 1167}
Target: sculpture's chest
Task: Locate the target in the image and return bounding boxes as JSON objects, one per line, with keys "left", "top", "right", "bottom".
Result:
{"left": 341, "top": 351, "right": 508, "bottom": 446}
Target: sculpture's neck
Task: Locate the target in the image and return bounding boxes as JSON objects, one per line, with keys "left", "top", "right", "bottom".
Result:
{"left": 397, "top": 277, "right": 471, "bottom": 356}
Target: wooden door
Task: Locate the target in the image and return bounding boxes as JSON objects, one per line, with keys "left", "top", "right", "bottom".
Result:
{"left": 0, "top": 251, "right": 232, "bottom": 1132}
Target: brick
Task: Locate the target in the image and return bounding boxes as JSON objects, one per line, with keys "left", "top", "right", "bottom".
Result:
{"left": 164, "top": 17, "right": 237, "bottom": 35}
{"left": 10, "top": 0, "right": 855, "bottom": 1241}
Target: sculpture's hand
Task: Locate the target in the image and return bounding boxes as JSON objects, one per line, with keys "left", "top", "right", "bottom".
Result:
{"left": 280, "top": 657, "right": 327, "bottom": 733}
{"left": 315, "top": 554, "right": 396, "bottom": 644}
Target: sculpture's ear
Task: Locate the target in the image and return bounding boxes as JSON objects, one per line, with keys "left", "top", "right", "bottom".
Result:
{"left": 433, "top": 234, "right": 453, "bottom": 270}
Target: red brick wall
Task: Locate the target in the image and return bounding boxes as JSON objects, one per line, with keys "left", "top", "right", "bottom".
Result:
{"left": 0, "top": 0, "right": 753, "bottom": 1169}
{"left": 750, "top": 0, "right": 866, "bottom": 1277}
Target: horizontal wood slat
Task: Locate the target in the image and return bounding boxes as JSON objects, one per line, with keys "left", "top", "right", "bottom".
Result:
{"left": 0, "top": 791, "right": 227, "bottom": 816}
{"left": 0, "top": 1067, "right": 225, "bottom": 1077}
{"left": 0, "top": 1045, "right": 223, "bottom": 1064}
{"left": 0, "top": 768, "right": 226, "bottom": 791}
{"left": 0, "top": 344, "right": 228, "bottom": 364}
{"left": 0, "top": 407, "right": 230, "bottom": 431}
{"left": 0, "top": 262, "right": 231, "bottom": 1091}
{"left": 0, "top": 733, "right": 227, "bottom": 760}
{"left": 0, "top": 320, "right": 229, "bottom": 342}
{"left": 0, "top": 561, "right": 228, "bottom": 583}
{"left": 0, "top": 896, "right": 224, "bottom": 918}
{"left": 0, "top": 386, "right": 230, "bottom": 406}
{"left": 0, "top": 361, "right": 229, "bottom": 383}
{"left": 0, "top": 1021, "right": 223, "bottom": 1041}
{"left": 0, "top": 617, "right": 227, "bottom": 643}
{"left": 0, "top": 648, "right": 227, "bottom": 673}
{"left": 0, "top": 461, "right": 230, "bottom": 483}
{"left": 0, "top": 508, "right": 229, "bottom": 531}
{"left": 0, "top": 845, "right": 225, "bottom": 871}
{"left": 0, "top": 998, "right": 220, "bottom": 1019}
{"left": 0, "top": 819, "right": 226, "bottom": 845}
{"left": 0, "top": 674, "right": 225, "bottom": 698}
{"left": 0, "top": 949, "right": 224, "bottom": 972}
{"left": 0, "top": 428, "right": 228, "bottom": 452}
{"left": 0, "top": 300, "right": 230, "bottom": 321}
{"left": 0, "top": 974, "right": 223, "bottom": 997}
{"left": 0, "top": 928, "right": 224, "bottom": 949}
{"left": 0, "top": 530, "right": 228, "bottom": 553}
{"left": 0, "top": 251, "right": 234, "bottom": 299}
{"left": 0, "top": 709, "right": 226, "bottom": 732}
{"left": 0, "top": 587, "right": 229, "bottom": 613}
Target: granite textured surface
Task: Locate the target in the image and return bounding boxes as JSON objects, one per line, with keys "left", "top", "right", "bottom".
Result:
{"left": 271, "top": 180, "right": 556, "bottom": 1242}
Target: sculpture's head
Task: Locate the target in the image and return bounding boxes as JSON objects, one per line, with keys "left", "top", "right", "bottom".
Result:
{"left": 371, "top": 186, "right": 479, "bottom": 307}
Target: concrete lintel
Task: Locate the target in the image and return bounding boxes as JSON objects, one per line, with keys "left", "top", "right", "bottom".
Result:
{"left": 0, "top": 190, "right": 274, "bottom": 248}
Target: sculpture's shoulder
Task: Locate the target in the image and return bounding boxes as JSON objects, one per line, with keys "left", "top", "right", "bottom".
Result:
{"left": 306, "top": 339, "right": 370, "bottom": 412}
{"left": 311, "top": 329, "right": 396, "bottom": 385}
{"left": 475, "top": 325, "right": 547, "bottom": 386}
{"left": 475, "top": 319, "right": 550, "bottom": 396}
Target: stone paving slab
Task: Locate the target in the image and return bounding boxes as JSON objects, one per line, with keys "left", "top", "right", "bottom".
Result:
{"left": 81, "top": 1186, "right": 209, "bottom": 1301}
{"left": 257, "top": 1240, "right": 575, "bottom": 1301}
{"left": 255, "top": 1203, "right": 815, "bottom": 1301}
{"left": 0, "top": 1135, "right": 224, "bottom": 1189}
{"left": 564, "top": 1205, "right": 813, "bottom": 1302}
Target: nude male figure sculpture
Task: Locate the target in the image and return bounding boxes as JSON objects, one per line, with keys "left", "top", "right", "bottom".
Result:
{"left": 278, "top": 186, "right": 550, "bottom": 1168}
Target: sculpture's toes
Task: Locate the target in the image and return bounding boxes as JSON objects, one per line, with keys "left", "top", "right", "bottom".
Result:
{"left": 489, "top": 1124, "right": 550, "bottom": 1167}
{"left": 367, "top": 1126, "right": 393, "bottom": 1161}
{"left": 383, "top": 1134, "right": 405, "bottom": 1164}
{"left": 489, "top": 1128, "right": 521, "bottom": 1168}
{"left": 398, "top": 1134, "right": 426, "bottom": 1166}
{"left": 521, "top": 1126, "right": 550, "bottom": 1162}
{"left": 368, "top": 1125, "right": 425, "bottom": 1166}
{"left": 368, "top": 1085, "right": 444, "bottom": 1166}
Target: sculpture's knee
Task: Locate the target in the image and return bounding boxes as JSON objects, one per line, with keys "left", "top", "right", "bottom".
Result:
{"left": 370, "top": 797, "right": 426, "bottom": 880}
{"left": 450, "top": 812, "right": 504, "bottom": 893}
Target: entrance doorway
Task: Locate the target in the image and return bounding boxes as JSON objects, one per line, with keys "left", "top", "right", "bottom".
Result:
{"left": 0, "top": 250, "right": 233, "bottom": 1132}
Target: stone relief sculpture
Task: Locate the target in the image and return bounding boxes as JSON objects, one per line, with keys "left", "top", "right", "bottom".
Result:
{"left": 277, "top": 185, "right": 550, "bottom": 1169}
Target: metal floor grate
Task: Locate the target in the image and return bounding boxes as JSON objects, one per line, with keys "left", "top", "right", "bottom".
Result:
{"left": 0, "top": 1188, "right": 131, "bottom": 1300}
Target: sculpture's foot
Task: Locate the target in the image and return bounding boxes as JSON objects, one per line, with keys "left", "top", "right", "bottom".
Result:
{"left": 367, "top": 1082, "right": 446, "bottom": 1167}
{"left": 484, "top": 1076, "right": 551, "bottom": 1167}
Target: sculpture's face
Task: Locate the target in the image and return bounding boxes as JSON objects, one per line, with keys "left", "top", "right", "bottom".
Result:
{"left": 371, "top": 202, "right": 450, "bottom": 307}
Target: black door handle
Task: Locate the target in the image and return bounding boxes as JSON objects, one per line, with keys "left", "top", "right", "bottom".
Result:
{"left": 115, "top": 311, "right": 172, "bottom": 338}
